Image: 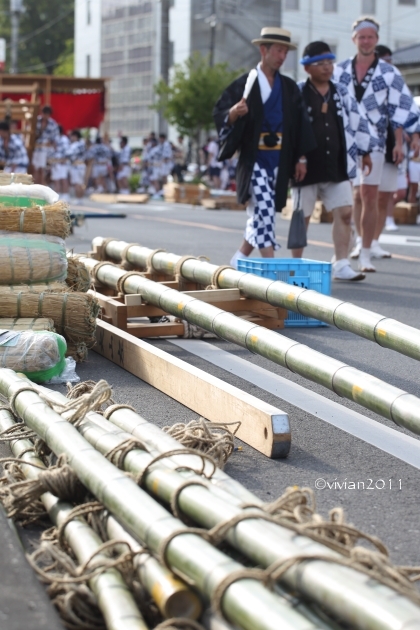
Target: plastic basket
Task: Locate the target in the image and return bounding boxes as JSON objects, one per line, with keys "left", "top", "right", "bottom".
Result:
{"left": 237, "top": 258, "right": 331, "bottom": 327}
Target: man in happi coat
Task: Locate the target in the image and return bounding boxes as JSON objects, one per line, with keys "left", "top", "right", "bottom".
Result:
{"left": 334, "top": 17, "right": 420, "bottom": 272}
{"left": 213, "top": 27, "right": 316, "bottom": 268}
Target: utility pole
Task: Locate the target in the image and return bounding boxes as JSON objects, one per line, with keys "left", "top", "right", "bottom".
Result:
{"left": 10, "top": 0, "right": 24, "bottom": 74}
{"left": 279, "top": 0, "right": 282, "bottom": 27}
{"left": 209, "top": 0, "right": 216, "bottom": 67}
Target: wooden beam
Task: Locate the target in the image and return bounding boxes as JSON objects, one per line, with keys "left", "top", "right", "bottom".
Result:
{"left": 94, "top": 320, "right": 291, "bottom": 459}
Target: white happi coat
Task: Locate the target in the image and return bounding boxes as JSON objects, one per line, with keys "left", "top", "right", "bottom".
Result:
{"left": 298, "top": 79, "right": 375, "bottom": 180}
{"left": 334, "top": 58, "right": 420, "bottom": 154}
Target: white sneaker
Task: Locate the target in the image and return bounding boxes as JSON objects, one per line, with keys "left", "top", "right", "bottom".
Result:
{"left": 358, "top": 250, "right": 376, "bottom": 272}
{"left": 349, "top": 236, "right": 362, "bottom": 259}
{"left": 371, "top": 240, "right": 391, "bottom": 259}
{"left": 385, "top": 217, "right": 399, "bottom": 232}
{"left": 333, "top": 259, "right": 365, "bottom": 282}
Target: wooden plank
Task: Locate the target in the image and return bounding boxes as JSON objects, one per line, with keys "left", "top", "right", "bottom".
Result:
{"left": 89, "top": 193, "right": 149, "bottom": 204}
{"left": 94, "top": 320, "right": 291, "bottom": 458}
{"left": 126, "top": 322, "right": 185, "bottom": 337}
{"left": 183, "top": 288, "right": 241, "bottom": 302}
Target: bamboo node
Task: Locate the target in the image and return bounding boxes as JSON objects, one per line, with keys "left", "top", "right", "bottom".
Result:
{"left": 146, "top": 248, "right": 166, "bottom": 273}
{"left": 120, "top": 242, "right": 138, "bottom": 270}
{"left": 104, "top": 437, "right": 149, "bottom": 469}
{"left": 116, "top": 271, "right": 144, "bottom": 295}
{"left": 208, "top": 265, "right": 235, "bottom": 290}
{"left": 173, "top": 255, "right": 198, "bottom": 280}
{"left": 102, "top": 403, "right": 136, "bottom": 419}
{"left": 135, "top": 448, "right": 218, "bottom": 489}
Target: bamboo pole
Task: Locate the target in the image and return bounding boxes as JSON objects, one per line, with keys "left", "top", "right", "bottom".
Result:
{"left": 0, "top": 407, "right": 147, "bottom": 630}
{"left": 35, "top": 385, "right": 420, "bottom": 630}
{"left": 93, "top": 238, "right": 420, "bottom": 362}
{"left": 0, "top": 369, "right": 322, "bottom": 630}
{"left": 73, "top": 412, "right": 420, "bottom": 630}
{"left": 80, "top": 256, "right": 420, "bottom": 437}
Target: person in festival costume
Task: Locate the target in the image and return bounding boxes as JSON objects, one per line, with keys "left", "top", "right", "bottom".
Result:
{"left": 213, "top": 27, "right": 316, "bottom": 268}
{"left": 67, "top": 129, "right": 87, "bottom": 204}
{"left": 0, "top": 121, "right": 29, "bottom": 173}
{"left": 292, "top": 41, "right": 373, "bottom": 281}
{"left": 32, "top": 106, "right": 60, "bottom": 185}
{"left": 50, "top": 125, "right": 71, "bottom": 201}
{"left": 334, "top": 17, "right": 420, "bottom": 272}
{"left": 117, "top": 136, "right": 131, "bottom": 195}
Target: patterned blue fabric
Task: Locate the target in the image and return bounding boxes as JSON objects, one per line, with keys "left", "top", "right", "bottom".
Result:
{"left": 245, "top": 163, "right": 279, "bottom": 250}
{"left": 35, "top": 116, "right": 60, "bottom": 145}
{"left": 53, "top": 134, "right": 70, "bottom": 160}
{"left": 118, "top": 144, "right": 131, "bottom": 165}
{"left": 67, "top": 139, "right": 86, "bottom": 162}
{"left": 257, "top": 72, "right": 283, "bottom": 177}
{"left": 334, "top": 58, "right": 420, "bottom": 152}
{"left": 297, "top": 79, "right": 376, "bottom": 180}
{"left": 0, "top": 134, "right": 28, "bottom": 167}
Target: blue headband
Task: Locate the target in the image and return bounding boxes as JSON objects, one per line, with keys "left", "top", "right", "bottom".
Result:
{"left": 300, "top": 52, "right": 336, "bottom": 66}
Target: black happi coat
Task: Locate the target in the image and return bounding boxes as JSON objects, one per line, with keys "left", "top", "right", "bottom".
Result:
{"left": 213, "top": 72, "right": 316, "bottom": 211}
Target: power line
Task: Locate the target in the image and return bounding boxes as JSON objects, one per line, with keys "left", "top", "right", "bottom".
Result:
{"left": 6, "top": 6, "right": 74, "bottom": 49}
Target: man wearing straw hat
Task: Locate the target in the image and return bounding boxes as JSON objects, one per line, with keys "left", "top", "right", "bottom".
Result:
{"left": 213, "top": 27, "right": 315, "bottom": 268}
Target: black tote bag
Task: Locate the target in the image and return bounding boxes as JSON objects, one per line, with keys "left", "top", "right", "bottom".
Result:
{"left": 287, "top": 188, "right": 307, "bottom": 250}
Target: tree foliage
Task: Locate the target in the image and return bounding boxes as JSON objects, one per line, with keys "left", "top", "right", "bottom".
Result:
{"left": 0, "top": 0, "right": 74, "bottom": 74}
{"left": 153, "top": 52, "right": 241, "bottom": 141}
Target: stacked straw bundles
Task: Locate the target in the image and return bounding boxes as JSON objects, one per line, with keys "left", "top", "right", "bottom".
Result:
{"left": 0, "top": 317, "right": 55, "bottom": 332}
{"left": 0, "top": 291, "right": 99, "bottom": 353}
{"left": 0, "top": 202, "right": 71, "bottom": 239}
{"left": 66, "top": 255, "right": 91, "bottom": 292}
{"left": 0, "top": 173, "right": 33, "bottom": 185}
{"left": 0, "top": 231, "right": 67, "bottom": 285}
{"left": 0, "top": 331, "right": 66, "bottom": 382}
{"left": 0, "top": 282, "right": 68, "bottom": 294}
{"left": 0, "top": 183, "right": 58, "bottom": 207}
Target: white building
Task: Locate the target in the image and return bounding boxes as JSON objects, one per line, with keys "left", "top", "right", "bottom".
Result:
{"left": 282, "top": 0, "right": 420, "bottom": 80}
{"left": 75, "top": 0, "right": 102, "bottom": 78}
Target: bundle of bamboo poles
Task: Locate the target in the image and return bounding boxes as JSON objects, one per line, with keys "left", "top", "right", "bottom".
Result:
{"left": 0, "top": 317, "right": 55, "bottom": 331}
{"left": 2, "top": 371, "right": 420, "bottom": 630}
{"left": 0, "top": 231, "right": 67, "bottom": 285}
{"left": 0, "top": 291, "right": 99, "bottom": 356}
{"left": 0, "top": 202, "right": 71, "bottom": 239}
{"left": 0, "top": 370, "right": 333, "bottom": 630}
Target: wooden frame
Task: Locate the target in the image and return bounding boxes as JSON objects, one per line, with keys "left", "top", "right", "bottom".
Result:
{"left": 94, "top": 319, "right": 291, "bottom": 458}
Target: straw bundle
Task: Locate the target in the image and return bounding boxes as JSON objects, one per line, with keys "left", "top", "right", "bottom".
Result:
{"left": 0, "top": 231, "right": 67, "bottom": 285}
{"left": 0, "top": 291, "right": 99, "bottom": 353}
{"left": 0, "top": 331, "right": 66, "bottom": 382}
{"left": 0, "top": 173, "right": 33, "bottom": 185}
{"left": 66, "top": 341, "right": 88, "bottom": 362}
{"left": 0, "top": 202, "right": 71, "bottom": 239}
{"left": 66, "top": 255, "right": 91, "bottom": 292}
{"left": 0, "top": 317, "right": 55, "bottom": 332}
{"left": 0, "top": 282, "right": 68, "bottom": 294}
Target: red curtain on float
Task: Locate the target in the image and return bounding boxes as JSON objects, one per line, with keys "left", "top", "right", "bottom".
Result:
{"left": 1, "top": 91, "right": 105, "bottom": 132}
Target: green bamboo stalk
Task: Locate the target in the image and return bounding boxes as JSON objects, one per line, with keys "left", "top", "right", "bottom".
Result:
{"left": 92, "top": 237, "right": 420, "bottom": 362}
{"left": 0, "top": 407, "right": 147, "bottom": 630}
{"left": 0, "top": 369, "right": 322, "bottom": 630}
{"left": 71, "top": 410, "right": 420, "bottom": 630}
{"left": 81, "top": 256, "right": 420, "bottom": 437}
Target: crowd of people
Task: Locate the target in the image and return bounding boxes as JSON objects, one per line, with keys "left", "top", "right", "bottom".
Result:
{"left": 214, "top": 19, "right": 420, "bottom": 281}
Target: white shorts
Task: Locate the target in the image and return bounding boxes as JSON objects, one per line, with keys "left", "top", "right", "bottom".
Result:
{"left": 32, "top": 147, "right": 48, "bottom": 170}
{"left": 379, "top": 162, "right": 398, "bottom": 193}
{"left": 117, "top": 165, "right": 131, "bottom": 180}
{"left": 3, "top": 165, "right": 28, "bottom": 174}
{"left": 292, "top": 180, "right": 353, "bottom": 218}
{"left": 352, "top": 152, "right": 398, "bottom": 192}
{"left": 92, "top": 163, "right": 108, "bottom": 179}
{"left": 397, "top": 171, "right": 408, "bottom": 191}
{"left": 51, "top": 163, "right": 70, "bottom": 181}
{"left": 161, "top": 161, "right": 174, "bottom": 177}
{"left": 70, "top": 164, "right": 86, "bottom": 186}
{"left": 151, "top": 166, "right": 162, "bottom": 181}
{"left": 408, "top": 160, "right": 420, "bottom": 184}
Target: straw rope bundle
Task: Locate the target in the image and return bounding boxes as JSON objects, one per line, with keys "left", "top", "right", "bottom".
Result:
{"left": 0, "top": 231, "right": 67, "bottom": 285}
{"left": 0, "top": 202, "right": 71, "bottom": 239}
{"left": 0, "top": 291, "right": 99, "bottom": 352}
{"left": 66, "top": 342, "right": 88, "bottom": 362}
{"left": 0, "top": 317, "right": 55, "bottom": 332}
{"left": 0, "top": 173, "right": 33, "bottom": 185}
{"left": 0, "top": 282, "right": 68, "bottom": 294}
{"left": 66, "top": 255, "right": 92, "bottom": 292}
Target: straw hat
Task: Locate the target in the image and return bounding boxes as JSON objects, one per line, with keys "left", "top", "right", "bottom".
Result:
{"left": 252, "top": 27, "right": 297, "bottom": 50}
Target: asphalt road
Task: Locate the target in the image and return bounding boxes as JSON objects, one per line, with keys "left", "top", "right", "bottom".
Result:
{"left": 66, "top": 198, "right": 420, "bottom": 566}
{"left": 2, "top": 197, "right": 420, "bottom": 628}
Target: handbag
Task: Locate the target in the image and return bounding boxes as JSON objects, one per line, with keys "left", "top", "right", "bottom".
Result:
{"left": 287, "top": 188, "right": 307, "bottom": 250}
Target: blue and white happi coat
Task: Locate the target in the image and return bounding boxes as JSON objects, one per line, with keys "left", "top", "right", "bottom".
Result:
{"left": 333, "top": 58, "right": 420, "bottom": 153}
{"left": 0, "top": 134, "right": 29, "bottom": 169}
{"left": 297, "top": 79, "right": 376, "bottom": 180}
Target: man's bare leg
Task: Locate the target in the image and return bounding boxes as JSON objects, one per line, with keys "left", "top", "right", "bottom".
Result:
{"left": 359, "top": 183, "right": 378, "bottom": 271}
{"left": 408, "top": 182, "right": 418, "bottom": 204}
{"left": 332, "top": 205, "right": 352, "bottom": 261}
{"left": 352, "top": 186, "right": 362, "bottom": 236}
{"left": 239, "top": 240, "right": 254, "bottom": 256}
{"left": 374, "top": 191, "right": 391, "bottom": 240}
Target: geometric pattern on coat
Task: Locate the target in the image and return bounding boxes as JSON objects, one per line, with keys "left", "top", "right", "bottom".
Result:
{"left": 245, "top": 162, "right": 280, "bottom": 250}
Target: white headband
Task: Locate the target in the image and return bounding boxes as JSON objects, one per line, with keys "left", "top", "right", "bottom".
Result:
{"left": 353, "top": 20, "right": 379, "bottom": 34}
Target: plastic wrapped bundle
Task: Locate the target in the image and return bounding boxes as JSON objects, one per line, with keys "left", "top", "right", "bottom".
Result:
{"left": 0, "top": 183, "right": 58, "bottom": 207}
{"left": 0, "top": 317, "right": 55, "bottom": 332}
{"left": 0, "top": 202, "right": 71, "bottom": 239}
{"left": 0, "top": 231, "right": 67, "bottom": 285}
{"left": 0, "top": 330, "right": 67, "bottom": 383}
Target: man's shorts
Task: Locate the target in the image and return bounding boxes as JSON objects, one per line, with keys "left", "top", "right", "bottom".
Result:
{"left": 292, "top": 180, "right": 353, "bottom": 218}
{"left": 408, "top": 158, "right": 420, "bottom": 184}
{"left": 70, "top": 164, "right": 86, "bottom": 186}
{"left": 117, "top": 165, "right": 132, "bottom": 180}
{"left": 32, "top": 147, "right": 48, "bottom": 170}
{"left": 92, "top": 163, "right": 108, "bottom": 179}
{"left": 352, "top": 152, "right": 398, "bottom": 192}
{"left": 51, "top": 163, "right": 70, "bottom": 181}
{"left": 3, "top": 165, "right": 27, "bottom": 174}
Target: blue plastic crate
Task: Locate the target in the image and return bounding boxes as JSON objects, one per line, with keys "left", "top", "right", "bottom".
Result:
{"left": 237, "top": 258, "right": 331, "bottom": 327}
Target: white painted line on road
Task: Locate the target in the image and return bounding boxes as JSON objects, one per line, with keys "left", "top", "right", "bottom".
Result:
{"left": 170, "top": 339, "right": 420, "bottom": 470}
{"left": 379, "top": 235, "right": 420, "bottom": 247}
